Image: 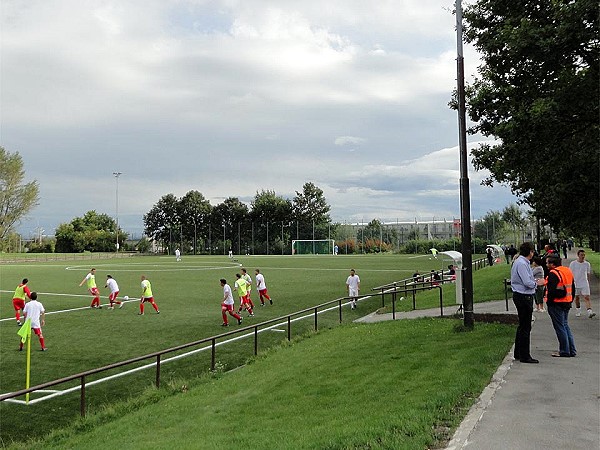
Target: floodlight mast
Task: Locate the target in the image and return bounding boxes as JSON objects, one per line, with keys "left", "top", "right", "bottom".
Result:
{"left": 455, "top": 0, "right": 474, "bottom": 328}
{"left": 113, "top": 172, "right": 122, "bottom": 253}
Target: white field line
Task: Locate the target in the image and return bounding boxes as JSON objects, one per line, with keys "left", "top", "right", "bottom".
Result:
{"left": 0, "top": 295, "right": 139, "bottom": 323}
{"left": 4, "top": 294, "right": 381, "bottom": 405}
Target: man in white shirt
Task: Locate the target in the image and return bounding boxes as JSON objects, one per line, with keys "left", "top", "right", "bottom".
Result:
{"left": 20, "top": 292, "right": 47, "bottom": 351}
{"left": 105, "top": 275, "right": 124, "bottom": 310}
{"left": 346, "top": 269, "right": 361, "bottom": 310}
{"left": 569, "top": 250, "right": 595, "bottom": 318}
{"left": 220, "top": 278, "right": 242, "bottom": 326}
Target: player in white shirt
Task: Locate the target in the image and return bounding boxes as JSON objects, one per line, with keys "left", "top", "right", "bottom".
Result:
{"left": 20, "top": 292, "right": 47, "bottom": 351}
{"left": 346, "top": 269, "right": 361, "bottom": 309}
{"left": 569, "top": 250, "right": 595, "bottom": 318}
{"left": 105, "top": 275, "right": 124, "bottom": 310}
{"left": 254, "top": 269, "right": 273, "bottom": 306}
{"left": 220, "top": 278, "right": 242, "bottom": 326}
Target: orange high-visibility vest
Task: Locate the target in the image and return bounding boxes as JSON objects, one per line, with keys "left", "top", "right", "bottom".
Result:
{"left": 545, "top": 266, "right": 573, "bottom": 303}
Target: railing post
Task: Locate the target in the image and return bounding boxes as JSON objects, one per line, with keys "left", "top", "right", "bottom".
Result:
{"left": 254, "top": 327, "right": 258, "bottom": 356}
{"left": 156, "top": 354, "right": 161, "bottom": 388}
{"left": 80, "top": 375, "right": 86, "bottom": 417}
{"left": 211, "top": 338, "right": 216, "bottom": 371}
{"left": 314, "top": 307, "right": 318, "bottom": 331}
{"left": 287, "top": 316, "right": 291, "bottom": 341}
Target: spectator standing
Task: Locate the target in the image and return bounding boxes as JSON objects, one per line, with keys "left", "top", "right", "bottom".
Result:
{"left": 486, "top": 247, "right": 494, "bottom": 266}
{"left": 532, "top": 257, "right": 545, "bottom": 312}
{"left": 510, "top": 242, "right": 541, "bottom": 364}
{"left": 12, "top": 278, "right": 32, "bottom": 326}
{"left": 569, "top": 250, "right": 596, "bottom": 318}
{"left": 545, "top": 255, "right": 576, "bottom": 357}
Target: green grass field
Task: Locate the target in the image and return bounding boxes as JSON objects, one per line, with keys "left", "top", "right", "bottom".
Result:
{"left": 1, "top": 252, "right": 496, "bottom": 444}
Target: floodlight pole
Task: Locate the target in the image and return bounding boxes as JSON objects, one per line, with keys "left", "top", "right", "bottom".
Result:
{"left": 456, "top": 0, "right": 474, "bottom": 328}
{"left": 113, "top": 172, "right": 122, "bottom": 253}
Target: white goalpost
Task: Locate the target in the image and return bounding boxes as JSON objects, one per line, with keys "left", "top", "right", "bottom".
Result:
{"left": 291, "top": 239, "right": 335, "bottom": 255}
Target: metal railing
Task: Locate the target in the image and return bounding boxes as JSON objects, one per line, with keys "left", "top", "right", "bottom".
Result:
{"left": 1, "top": 287, "right": 442, "bottom": 416}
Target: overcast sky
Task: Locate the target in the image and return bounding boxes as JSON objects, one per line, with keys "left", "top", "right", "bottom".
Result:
{"left": 1, "top": 0, "right": 518, "bottom": 239}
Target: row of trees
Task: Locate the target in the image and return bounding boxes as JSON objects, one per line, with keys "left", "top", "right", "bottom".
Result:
{"left": 462, "top": 0, "right": 599, "bottom": 248}
{"left": 143, "top": 183, "right": 332, "bottom": 255}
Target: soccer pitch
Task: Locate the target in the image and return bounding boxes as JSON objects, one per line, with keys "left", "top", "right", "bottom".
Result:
{"left": 0, "top": 253, "right": 455, "bottom": 440}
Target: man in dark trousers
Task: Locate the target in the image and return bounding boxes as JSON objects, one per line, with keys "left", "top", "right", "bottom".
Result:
{"left": 510, "top": 242, "right": 543, "bottom": 363}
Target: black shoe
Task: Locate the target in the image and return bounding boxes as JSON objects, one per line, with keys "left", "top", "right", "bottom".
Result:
{"left": 520, "top": 358, "right": 539, "bottom": 364}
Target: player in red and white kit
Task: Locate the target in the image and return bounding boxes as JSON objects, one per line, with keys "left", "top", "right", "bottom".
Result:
{"left": 79, "top": 268, "right": 101, "bottom": 308}
{"left": 220, "top": 278, "right": 242, "bottom": 326}
{"left": 254, "top": 269, "right": 273, "bottom": 306}
{"left": 12, "top": 278, "right": 32, "bottom": 326}
{"left": 105, "top": 275, "right": 124, "bottom": 310}
{"left": 20, "top": 292, "right": 47, "bottom": 351}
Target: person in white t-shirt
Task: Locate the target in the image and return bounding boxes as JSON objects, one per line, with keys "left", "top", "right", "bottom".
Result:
{"left": 20, "top": 292, "right": 47, "bottom": 351}
{"left": 569, "top": 250, "right": 595, "bottom": 318}
{"left": 346, "top": 269, "right": 361, "bottom": 310}
{"left": 220, "top": 278, "right": 242, "bottom": 326}
{"left": 105, "top": 275, "right": 124, "bottom": 310}
{"left": 254, "top": 269, "right": 273, "bottom": 306}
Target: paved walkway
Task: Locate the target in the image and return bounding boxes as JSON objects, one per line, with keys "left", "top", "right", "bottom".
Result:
{"left": 357, "top": 258, "right": 600, "bottom": 450}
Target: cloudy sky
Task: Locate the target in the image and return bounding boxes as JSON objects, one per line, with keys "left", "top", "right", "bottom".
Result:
{"left": 1, "top": 0, "right": 518, "bottom": 239}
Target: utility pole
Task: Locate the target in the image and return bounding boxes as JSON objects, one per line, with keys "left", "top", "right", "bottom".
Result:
{"left": 456, "top": 0, "right": 474, "bottom": 328}
{"left": 113, "top": 172, "right": 122, "bottom": 252}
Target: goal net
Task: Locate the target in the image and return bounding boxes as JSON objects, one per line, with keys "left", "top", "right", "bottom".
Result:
{"left": 292, "top": 239, "right": 335, "bottom": 255}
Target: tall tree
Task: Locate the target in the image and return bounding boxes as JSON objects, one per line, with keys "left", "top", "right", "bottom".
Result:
{"left": 473, "top": 210, "right": 505, "bottom": 242}
{"left": 178, "top": 190, "right": 212, "bottom": 253}
{"left": 0, "top": 147, "right": 40, "bottom": 242}
{"left": 211, "top": 197, "right": 249, "bottom": 254}
{"left": 462, "top": 0, "right": 599, "bottom": 243}
{"left": 292, "top": 182, "right": 331, "bottom": 239}
{"left": 55, "top": 210, "right": 123, "bottom": 252}
{"left": 143, "top": 194, "right": 181, "bottom": 249}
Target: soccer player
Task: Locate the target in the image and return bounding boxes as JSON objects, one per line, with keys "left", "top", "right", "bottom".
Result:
{"left": 240, "top": 268, "right": 255, "bottom": 309}
{"left": 20, "top": 292, "right": 47, "bottom": 351}
{"left": 235, "top": 273, "right": 254, "bottom": 317}
{"left": 12, "top": 278, "right": 32, "bottom": 326}
{"left": 254, "top": 269, "right": 273, "bottom": 306}
{"left": 139, "top": 275, "right": 160, "bottom": 315}
{"left": 105, "top": 275, "right": 124, "bottom": 310}
{"left": 569, "top": 250, "right": 596, "bottom": 318}
{"left": 220, "top": 278, "right": 242, "bottom": 326}
{"left": 79, "top": 268, "right": 101, "bottom": 308}
{"left": 346, "top": 269, "right": 360, "bottom": 309}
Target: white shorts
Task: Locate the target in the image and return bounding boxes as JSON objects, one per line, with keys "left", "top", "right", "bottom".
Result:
{"left": 349, "top": 288, "right": 359, "bottom": 297}
{"left": 575, "top": 286, "right": 590, "bottom": 296}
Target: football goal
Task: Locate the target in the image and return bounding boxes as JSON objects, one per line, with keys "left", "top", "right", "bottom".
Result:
{"left": 291, "top": 239, "right": 335, "bottom": 255}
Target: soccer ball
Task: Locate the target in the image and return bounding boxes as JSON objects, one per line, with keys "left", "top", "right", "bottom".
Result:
{"left": 124, "top": 295, "right": 129, "bottom": 300}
